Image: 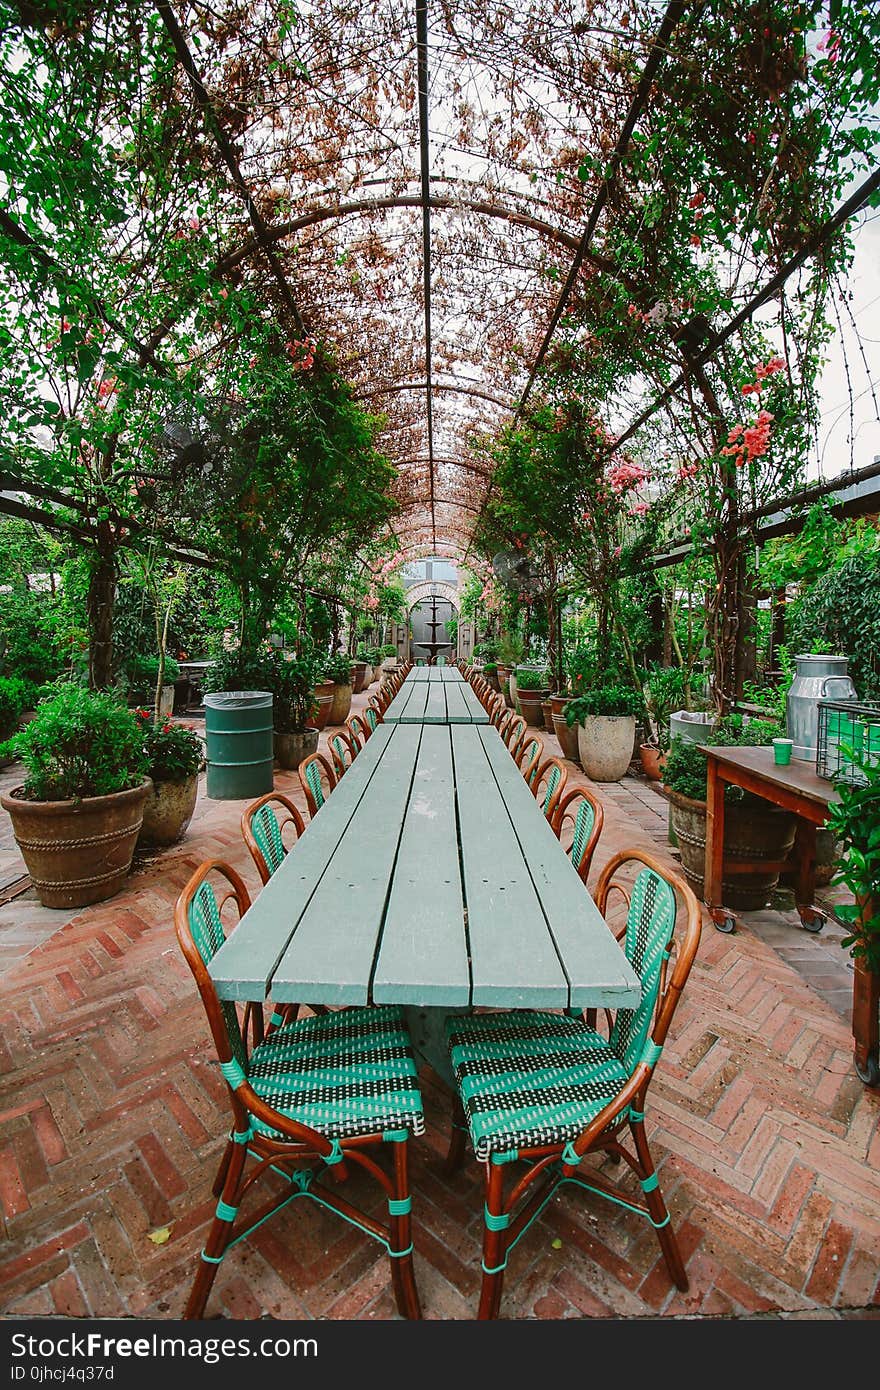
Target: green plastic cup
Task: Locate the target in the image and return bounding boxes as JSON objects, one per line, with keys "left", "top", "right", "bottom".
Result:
{"left": 773, "top": 738, "right": 793, "bottom": 766}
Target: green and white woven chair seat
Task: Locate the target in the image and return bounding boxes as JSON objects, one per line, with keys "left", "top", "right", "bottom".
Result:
{"left": 446, "top": 1012, "right": 632, "bottom": 1161}
{"left": 247, "top": 1005, "right": 425, "bottom": 1142}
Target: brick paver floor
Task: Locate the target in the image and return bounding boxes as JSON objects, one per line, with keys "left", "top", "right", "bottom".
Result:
{"left": 0, "top": 688, "right": 878, "bottom": 1319}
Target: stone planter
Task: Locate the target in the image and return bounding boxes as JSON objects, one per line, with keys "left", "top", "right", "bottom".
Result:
{"left": 517, "top": 688, "right": 550, "bottom": 728}
{"left": 1, "top": 780, "right": 151, "bottom": 908}
{"left": 328, "top": 682, "right": 352, "bottom": 725}
{"left": 553, "top": 712, "right": 579, "bottom": 762}
{"left": 576, "top": 715, "right": 636, "bottom": 782}
{"left": 372, "top": 664, "right": 382, "bottom": 685}
{"left": 273, "top": 727, "right": 319, "bottom": 771}
{"left": 485, "top": 670, "right": 501, "bottom": 693}
{"left": 639, "top": 744, "right": 667, "bottom": 781}
{"left": 139, "top": 774, "right": 198, "bottom": 847}
{"left": 667, "top": 787, "right": 797, "bottom": 911}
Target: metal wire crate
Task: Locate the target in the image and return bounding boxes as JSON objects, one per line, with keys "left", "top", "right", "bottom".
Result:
{"left": 816, "top": 699, "right": 880, "bottom": 783}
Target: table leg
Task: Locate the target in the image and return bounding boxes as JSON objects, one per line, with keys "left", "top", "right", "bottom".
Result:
{"left": 792, "top": 819, "right": 825, "bottom": 933}
{"left": 704, "top": 757, "right": 734, "bottom": 932}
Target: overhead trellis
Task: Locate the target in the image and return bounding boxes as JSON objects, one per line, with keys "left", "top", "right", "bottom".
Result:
{"left": 0, "top": 0, "right": 878, "bottom": 584}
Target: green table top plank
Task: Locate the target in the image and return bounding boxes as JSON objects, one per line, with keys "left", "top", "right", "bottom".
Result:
{"left": 443, "top": 681, "right": 472, "bottom": 723}
{"left": 269, "top": 724, "right": 423, "bottom": 1006}
{"left": 383, "top": 680, "right": 419, "bottom": 723}
{"left": 373, "top": 726, "right": 470, "bottom": 1006}
{"left": 423, "top": 682, "right": 448, "bottom": 724}
{"left": 477, "top": 726, "right": 641, "bottom": 1009}
{"left": 408, "top": 667, "right": 430, "bottom": 681}
{"left": 440, "top": 667, "right": 463, "bottom": 682}
{"left": 460, "top": 683, "right": 490, "bottom": 724}
{"left": 209, "top": 723, "right": 394, "bottom": 1001}
{"left": 451, "top": 724, "right": 570, "bottom": 1008}
{"left": 398, "top": 682, "right": 429, "bottom": 723}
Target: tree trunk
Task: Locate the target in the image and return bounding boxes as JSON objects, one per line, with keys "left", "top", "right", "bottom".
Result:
{"left": 87, "top": 528, "right": 117, "bottom": 691}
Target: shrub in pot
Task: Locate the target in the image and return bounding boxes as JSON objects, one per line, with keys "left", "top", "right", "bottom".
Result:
{"left": 483, "top": 661, "right": 500, "bottom": 693}
{"left": 136, "top": 710, "right": 203, "bottom": 846}
{"left": 663, "top": 717, "right": 797, "bottom": 910}
{"left": 0, "top": 684, "right": 150, "bottom": 908}
{"left": 566, "top": 683, "right": 642, "bottom": 782}
{"left": 324, "top": 651, "right": 354, "bottom": 724}
{"left": 515, "top": 667, "right": 552, "bottom": 725}
{"left": 266, "top": 651, "right": 321, "bottom": 770}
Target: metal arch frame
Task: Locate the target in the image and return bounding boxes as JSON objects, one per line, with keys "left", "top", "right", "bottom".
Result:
{"left": 415, "top": 0, "right": 435, "bottom": 548}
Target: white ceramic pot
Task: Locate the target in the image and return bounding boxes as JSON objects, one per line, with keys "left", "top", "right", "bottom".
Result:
{"left": 577, "top": 715, "right": 636, "bottom": 782}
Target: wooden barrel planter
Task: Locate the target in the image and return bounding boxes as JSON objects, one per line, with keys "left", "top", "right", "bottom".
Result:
{"left": 667, "top": 788, "right": 797, "bottom": 911}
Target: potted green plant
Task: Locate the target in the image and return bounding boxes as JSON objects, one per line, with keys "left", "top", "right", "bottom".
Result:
{"left": 135, "top": 710, "right": 203, "bottom": 846}
{"left": 640, "top": 665, "right": 686, "bottom": 781}
{"left": 0, "top": 676, "right": 38, "bottom": 766}
{"left": 122, "top": 653, "right": 180, "bottom": 717}
{"left": 482, "top": 661, "right": 500, "bottom": 694}
{"left": 0, "top": 684, "right": 150, "bottom": 908}
{"left": 379, "top": 643, "right": 399, "bottom": 683}
{"left": 267, "top": 650, "right": 321, "bottom": 769}
{"left": 516, "top": 667, "right": 552, "bottom": 727}
{"left": 496, "top": 633, "right": 523, "bottom": 708}
{"left": 663, "top": 716, "right": 797, "bottom": 910}
{"left": 324, "top": 651, "right": 355, "bottom": 724}
{"left": 566, "top": 683, "right": 643, "bottom": 782}
{"left": 825, "top": 758, "right": 880, "bottom": 1085}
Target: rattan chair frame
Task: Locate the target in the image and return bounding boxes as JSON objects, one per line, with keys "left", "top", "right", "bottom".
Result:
{"left": 240, "top": 793, "right": 306, "bottom": 886}
{"left": 298, "top": 752, "right": 337, "bottom": 817}
{"left": 515, "top": 733, "right": 544, "bottom": 784}
{"left": 551, "top": 786, "right": 605, "bottom": 884}
{"left": 530, "top": 755, "right": 568, "bottom": 822}
{"left": 444, "top": 847, "right": 702, "bottom": 1319}
{"left": 175, "top": 859, "right": 421, "bottom": 1321}
{"left": 328, "top": 728, "right": 358, "bottom": 779}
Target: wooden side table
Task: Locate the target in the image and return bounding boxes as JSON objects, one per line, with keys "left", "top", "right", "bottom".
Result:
{"left": 702, "top": 745, "right": 839, "bottom": 935}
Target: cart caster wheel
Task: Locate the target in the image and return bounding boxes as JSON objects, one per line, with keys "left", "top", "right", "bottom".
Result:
{"left": 801, "top": 912, "right": 825, "bottom": 934}
{"left": 855, "top": 1050, "right": 880, "bottom": 1087}
{"left": 714, "top": 914, "right": 736, "bottom": 934}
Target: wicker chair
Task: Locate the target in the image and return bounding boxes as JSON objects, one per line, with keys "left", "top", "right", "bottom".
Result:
{"left": 515, "top": 733, "right": 544, "bottom": 784}
{"left": 298, "top": 752, "right": 337, "bottom": 817}
{"left": 530, "top": 755, "right": 568, "bottom": 821}
{"left": 241, "top": 793, "right": 305, "bottom": 885}
{"left": 551, "top": 787, "right": 605, "bottom": 885}
{"left": 328, "top": 729, "right": 358, "bottom": 779}
{"left": 175, "top": 860, "right": 423, "bottom": 1320}
{"left": 443, "top": 848, "right": 702, "bottom": 1319}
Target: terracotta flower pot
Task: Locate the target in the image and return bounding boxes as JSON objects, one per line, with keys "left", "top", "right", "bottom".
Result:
{"left": 351, "top": 661, "right": 368, "bottom": 694}
{"left": 667, "top": 787, "right": 797, "bottom": 911}
{"left": 496, "top": 664, "right": 513, "bottom": 708}
{"left": 541, "top": 699, "right": 555, "bottom": 734}
{"left": 312, "top": 681, "right": 334, "bottom": 731}
{"left": 577, "top": 715, "right": 636, "bottom": 782}
{"left": 517, "top": 688, "right": 550, "bottom": 728}
{"left": 639, "top": 744, "right": 667, "bottom": 781}
{"left": 1, "top": 780, "right": 151, "bottom": 908}
{"left": 138, "top": 774, "right": 198, "bottom": 847}
{"left": 328, "top": 683, "right": 353, "bottom": 725}
{"left": 549, "top": 693, "right": 570, "bottom": 718}
{"left": 273, "top": 727, "right": 319, "bottom": 770}
{"left": 553, "top": 712, "right": 579, "bottom": 762}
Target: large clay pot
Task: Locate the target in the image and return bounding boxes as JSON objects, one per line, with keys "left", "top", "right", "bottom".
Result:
{"left": 541, "top": 700, "right": 555, "bottom": 734}
{"left": 273, "top": 727, "right": 319, "bottom": 771}
{"left": 639, "top": 744, "right": 667, "bottom": 781}
{"left": 577, "top": 715, "right": 636, "bottom": 782}
{"left": 139, "top": 775, "right": 198, "bottom": 847}
{"left": 312, "top": 681, "right": 334, "bottom": 731}
{"left": 517, "top": 688, "right": 550, "bottom": 728}
{"left": 549, "top": 694, "right": 570, "bottom": 719}
{"left": 351, "top": 661, "right": 368, "bottom": 694}
{"left": 553, "top": 712, "right": 579, "bottom": 762}
{"left": 1, "top": 780, "right": 151, "bottom": 908}
{"left": 328, "top": 682, "right": 352, "bottom": 725}
{"left": 667, "top": 788, "right": 797, "bottom": 911}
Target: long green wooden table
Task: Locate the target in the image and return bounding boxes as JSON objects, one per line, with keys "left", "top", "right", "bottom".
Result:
{"left": 384, "top": 669, "right": 488, "bottom": 724}
{"left": 210, "top": 724, "right": 640, "bottom": 1032}
{"left": 408, "top": 665, "right": 464, "bottom": 682}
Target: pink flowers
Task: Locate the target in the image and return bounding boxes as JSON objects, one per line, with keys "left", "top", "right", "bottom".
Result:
{"left": 287, "top": 336, "right": 317, "bottom": 371}
{"left": 755, "top": 355, "right": 785, "bottom": 381}
{"left": 607, "top": 459, "right": 648, "bottom": 494}
{"left": 677, "top": 461, "right": 699, "bottom": 482}
{"left": 630, "top": 500, "right": 650, "bottom": 516}
{"left": 188, "top": 215, "right": 200, "bottom": 230}
{"left": 690, "top": 234, "right": 702, "bottom": 247}
{"left": 817, "top": 29, "right": 840, "bottom": 63}
{"left": 722, "top": 411, "right": 774, "bottom": 467}
{"left": 688, "top": 192, "right": 705, "bottom": 209}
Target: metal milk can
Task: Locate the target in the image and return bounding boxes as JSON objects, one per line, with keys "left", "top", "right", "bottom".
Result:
{"left": 785, "top": 654, "right": 856, "bottom": 762}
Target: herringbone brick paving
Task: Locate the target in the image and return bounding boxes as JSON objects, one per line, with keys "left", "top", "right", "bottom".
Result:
{"left": 0, "top": 692, "right": 877, "bottom": 1319}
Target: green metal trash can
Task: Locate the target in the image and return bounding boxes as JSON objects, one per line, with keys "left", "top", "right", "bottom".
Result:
{"left": 204, "top": 690, "right": 274, "bottom": 800}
